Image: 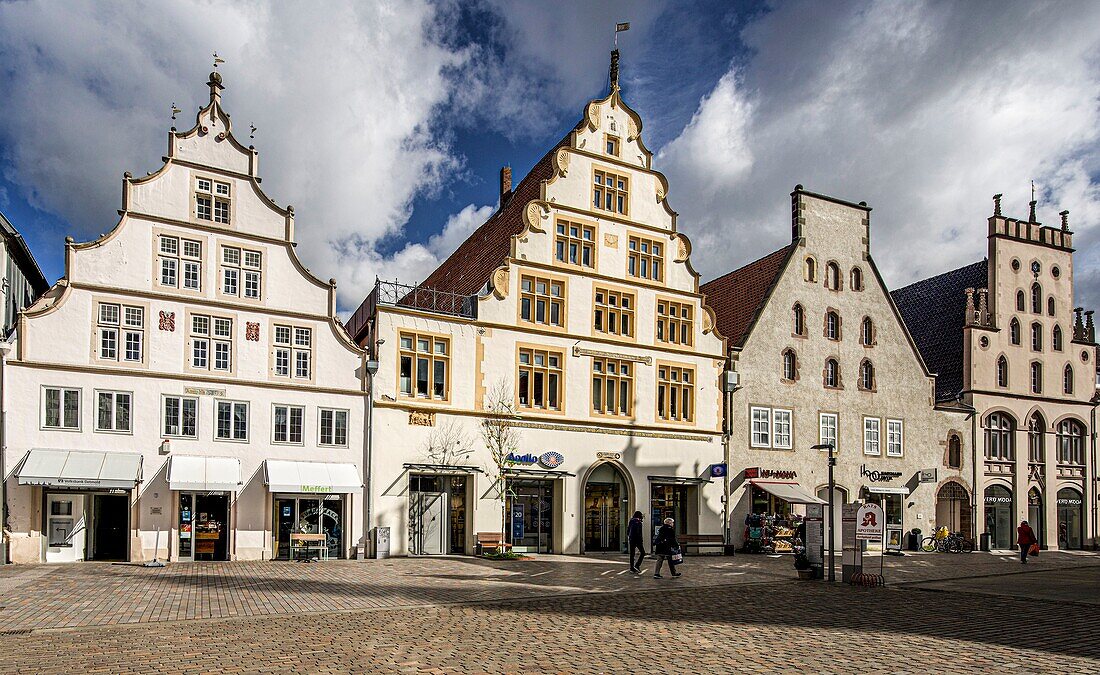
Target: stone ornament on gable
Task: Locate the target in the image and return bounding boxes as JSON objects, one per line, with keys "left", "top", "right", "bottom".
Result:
{"left": 627, "top": 117, "right": 639, "bottom": 142}
{"left": 158, "top": 311, "right": 175, "bottom": 332}
{"left": 524, "top": 202, "right": 548, "bottom": 233}
{"left": 246, "top": 322, "right": 260, "bottom": 342}
{"left": 586, "top": 102, "right": 601, "bottom": 130}
{"left": 673, "top": 234, "right": 690, "bottom": 262}
{"left": 604, "top": 233, "right": 618, "bottom": 248}
{"left": 491, "top": 267, "right": 509, "bottom": 299}
{"left": 554, "top": 147, "right": 570, "bottom": 177}
{"left": 409, "top": 410, "right": 436, "bottom": 427}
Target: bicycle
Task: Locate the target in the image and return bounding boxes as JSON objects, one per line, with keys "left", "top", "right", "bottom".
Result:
{"left": 920, "top": 531, "right": 973, "bottom": 553}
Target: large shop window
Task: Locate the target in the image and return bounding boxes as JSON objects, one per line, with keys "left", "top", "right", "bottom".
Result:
{"left": 506, "top": 478, "right": 555, "bottom": 554}
{"left": 409, "top": 474, "right": 468, "bottom": 555}
{"left": 399, "top": 333, "right": 450, "bottom": 401}
{"left": 1057, "top": 488, "right": 1084, "bottom": 550}
{"left": 517, "top": 347, "right": 563, "bottom": 411}
{"left": 984, "top": 485, "right": 1014, "bottom": 550}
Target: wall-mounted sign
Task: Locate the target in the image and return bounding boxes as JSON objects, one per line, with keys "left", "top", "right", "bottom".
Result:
{"left": 300, "top": 485, "right": 334, "bottom": 493}
{"left": 985, "top": 495, "right": 1012, "bottom": 504}
{"left": 919, "top": 468, "right": 937, "bottom": 483}
{"left": 150, "top": 506, "right": 162, "bottom": 515}
{"left": 1057, "top": 498, "right": 1082, "bottom": 506}
{"left": 860, "top": 464, "right": 903, "bottom": 483}
{"left": 505, "top": 452, "right": 539, "bottom": 465}
{"left": 596, "top": 452, "right": 621, "bottom": 460}
{"left": 744, "top": 467, "right": 797, "bottom": 480}
{"left": 184, "top": 387, "right": 226, "bottom": 397}
{"left": 710, "top": 464, "right": 727, "bottom": 478}
{"left": 539, "top": 452, "right": 564, "bottom": 469}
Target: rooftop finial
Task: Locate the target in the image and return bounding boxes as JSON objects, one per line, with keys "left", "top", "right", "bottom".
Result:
{"left": 609, "top": 49, "right": 620, "bottom": 90}
{"left": 1029, "top": 180, "right": 1037, "bottom": 222}
{"left": 1060, "top": 210, "right": 1069, "bottom": 231}
{"left": 993, "top": 193, "right": 1002, "bottom": 216}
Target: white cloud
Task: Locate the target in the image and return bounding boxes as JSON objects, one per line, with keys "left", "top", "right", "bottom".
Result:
{"left": 659, "top": 0, "right": 1100, "bottom": 308}
{"left": 0, "top": 0, "right": 472, "bottom": 310}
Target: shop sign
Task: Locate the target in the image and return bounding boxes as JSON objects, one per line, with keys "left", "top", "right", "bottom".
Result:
{"left": 184, "top": 387, "right": 225, "bottom": 397}
{"left": 710, "top": 463, "right": 728, "bottom": 478}
{"left": 596, "top": 452, "right": 621, "bottom": 460}
{"left": 856, "top": 503, "right": 884, "bottom": 541}
{"left": 919, "top": 469, "right": 937, "bottom": 483}
{"left": 505, "top": 452, "right": 539, "bottom": 465}
{"left": 511, "top": 504, "right": 525, "bottom": 540}
{"left": 985, "top": 496, "right": 1012, "bottom": 504}
{"left": 300, "top": 485, "right": 334, "bottom": 493}
{"left": 150, "top": 506, "right": 162, "bottom": 515}
{"left": 860, "top": 464, "right": 903, "bottom": 483}
{"left": 539, "top": 452, "right": 564, "bottom": 469}
{"left": 1057, "top": 498, "right": 1082, "bottom": 506}
{"left": 744, "top": 467, "right": 797, "bottom": 480}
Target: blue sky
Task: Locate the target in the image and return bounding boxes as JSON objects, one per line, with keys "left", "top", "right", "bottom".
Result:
{"left": 1, "top": 0, "right": 1098, "bottom": 314}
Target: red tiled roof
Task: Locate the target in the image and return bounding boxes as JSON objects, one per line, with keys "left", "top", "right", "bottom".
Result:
{"left": 701, "top": 244, "right": 797, "bottom": 350}
{"left": 416, "top": 132, "right": 573, "bottom": 298}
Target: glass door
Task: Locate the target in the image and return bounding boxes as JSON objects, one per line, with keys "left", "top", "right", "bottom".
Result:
{"left": 273, "top": 496, "right": 345, "bottom": 560}
{"left": 506, "top": 479, "right": 554, "bottom": 553}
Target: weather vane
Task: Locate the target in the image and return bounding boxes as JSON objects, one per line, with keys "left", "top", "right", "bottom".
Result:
{"left": 171, "top": 102, "right": 181, "bottom": 122}
{"left": 614, "top": 21, "right": 630, "bottom": 47}
{"left": 250, "top": 124, "right": 256, "bottom": 140}
{"left": 213, "top": 52, "right": 225, "bottom": 69}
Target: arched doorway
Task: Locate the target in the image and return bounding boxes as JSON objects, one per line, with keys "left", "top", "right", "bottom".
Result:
{"left": 583, "top": 463, "right": 630, "bottom": 552}
{"left": 1057, "top": 487, "right": 1084, "bottom": 550}
{"left": 936, "top": 481, "right": 971, "bottom": 535}
{"left": 1027, "top": 487, "right": 1044, "bottom": 548}
{"left": 815, "top": 485, "right": 848, "bottom": 551}
{"left": 984, "top": 484, "right": 1014, "bottom": 550}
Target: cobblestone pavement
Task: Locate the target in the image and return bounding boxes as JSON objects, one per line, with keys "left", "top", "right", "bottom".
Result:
{"left": 0, "top": 552, "right": 1097, "bottom": 673}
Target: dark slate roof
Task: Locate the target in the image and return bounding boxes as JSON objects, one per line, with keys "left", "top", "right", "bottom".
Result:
{"left": 0, "top": 210, "right": 49, "bottom": 294}
{"left": 891, "top": 260, "right": 988, "bottom": 402}
{"left": 700, "top": 244, "right": 797, "bottom": 350}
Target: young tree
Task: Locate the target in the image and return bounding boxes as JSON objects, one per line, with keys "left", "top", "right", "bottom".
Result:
{"left": 480, "top": 379, "right": 521, "bottom": 547}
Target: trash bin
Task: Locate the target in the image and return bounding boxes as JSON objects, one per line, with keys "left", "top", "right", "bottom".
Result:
{"left": 979, "top": 532, "right": 991, "bottom": 552}
{"left": 905, "top": 531, "right": 920, "bottom": 551}
{"left": 373, "top": 526, "right": 390, "bottom": 559}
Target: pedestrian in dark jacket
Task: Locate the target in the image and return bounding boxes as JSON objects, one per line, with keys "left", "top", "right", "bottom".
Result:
{"left": 627, "top": 511, "right": 645, "bottom": 573}
{"left": 1017, "top": 520, "right": 1037, "bottom": 564}
{"left": 653, "top": 517, "right": 681, "bottom": 579}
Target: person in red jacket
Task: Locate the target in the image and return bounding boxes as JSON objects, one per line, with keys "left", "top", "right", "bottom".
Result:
{"left": 1017, "top": 520, "right": 1037, "bottom": 564}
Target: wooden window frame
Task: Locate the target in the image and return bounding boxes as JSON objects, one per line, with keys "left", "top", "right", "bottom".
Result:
{"left": 214, "top": 399, "right": 249, "bottom": 443}
{"left": 863, "top": 416, "right": 882, "bottom": 456}
{"left": 41, "top": 386, "right": 81, "bottom": 431}
{"left": 194, "top": 175, "right": 232, "bottom": 225}
{"left": 604, "top": 133, "right": 621, "bottom": 157}
{"left": 593, "top": 286, "right": 636, "bottom": 341}
{"left": 218, "top": 243, "right": 264, "bottom": 302}
{"left": 272, "top": 403, "right": 306, "bottom": 445}
{"left": 656, "top": 362, "right": 695, "bottom": 424}
{"left": 186, "top": 312, "right": 235, "bottom": 375}
{"left": 627, "top": 234, "right": 664, "bottom": 282}
{"left": 886, "top": 419, "right": 903, "bottom": 457}
{"left": 656, "top": 298, "right": 694, "bottom": 347}
{"left": 272, "top": 324, "right": 314, "bottom": 382}
{"left": 516, "top": 345, "right": 565, "bottom": 414}
{"left": 554, "top": 219, "right": 596, "bottom": 269}
{"left": 593, "top": 167, "right": 629, "bottom": 216}
{"left": 398, "top": 331, "right": 451, "bottom": 403}
{"left": 518, "top": 273, "right": 567, "bottom": 330}
{"left": 94, "top": 389, "right": 133, "bottom": 434}
{"left": 819, "top": 412, "right": 838, "bottom": 453}
{"left": 591, "top": 356, "right": 634, "bottom": 418}
{"left": 319, "top": 408, "right": 350, "bottom": 447}
{"left": 163, "top": 394, "right": 199, "bottom": 439}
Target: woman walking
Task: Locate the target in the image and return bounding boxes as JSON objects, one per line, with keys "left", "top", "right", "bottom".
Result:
{"left": 653, "top": 517, "right": 681, "bottom": 579}
{"left": 627, "top": 511, "right": 645, "bottom": 573}
{"left": 1017, "top": 519, "right": 1037, "bottom": 564}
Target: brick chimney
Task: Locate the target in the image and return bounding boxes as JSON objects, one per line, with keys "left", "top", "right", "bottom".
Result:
{"left": 500, "top": 166, "right": 512, "bottom": 203}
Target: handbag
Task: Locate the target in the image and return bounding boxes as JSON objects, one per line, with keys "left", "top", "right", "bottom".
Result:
{"left": 1029, "top": 543, "right": 1040, "bottom": 556}
{"left": 671, "top": 546, "right": 683, "bottom": 564}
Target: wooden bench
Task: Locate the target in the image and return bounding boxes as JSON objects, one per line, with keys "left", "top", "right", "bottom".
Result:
{"left": 475, "top": 532, "right": 513, "bottom": 555}
{"left": 678, "top": 534, "right": 727, "bottom": 555}
{"left": 290, "top": 533, "right": 328, "bottom": 561}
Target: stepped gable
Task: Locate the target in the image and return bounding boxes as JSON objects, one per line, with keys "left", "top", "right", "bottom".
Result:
{"left": 416, "top": 133, "right": 572, "bottom": 298}
{"left": 892, "top": 260, "right": 988, "bottom": 402}
{"left": 700, "top": 244, "right": 797, "bottom": 351}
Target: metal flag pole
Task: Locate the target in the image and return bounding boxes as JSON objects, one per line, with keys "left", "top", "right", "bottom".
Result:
{"left": 614, "top": 21, "right": 630, "bottom": 47}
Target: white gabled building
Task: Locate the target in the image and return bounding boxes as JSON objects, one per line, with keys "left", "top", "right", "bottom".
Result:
{"left": 4, "top": 72, "right": 367, "bottom": 564}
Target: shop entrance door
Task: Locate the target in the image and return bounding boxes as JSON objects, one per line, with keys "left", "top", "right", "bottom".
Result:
{"left": 506, "top": 479, "right": 554, "bottom": 553}
{"left": 45, "top": 494, "right": 86, "bottom": 563}
{"left": 409, "top": 492, "right": 447, "bottom": 555}
{"left": 1027, "top": 488, "right": 1044, "bottom": 548}
{"left": 90, "top": 494, "right": 128, "bottom": 561}
{"left": 177, "top": 493, "right": 230, "bottom": 561}
{"left": 1057, "top": 488, "right": 1083, "bottom": 550}
{"left": 584, "top": 463, "right": 628, "bottom": 552}
{"left": 274, "top": 495, "right": 345, "bottom": 560}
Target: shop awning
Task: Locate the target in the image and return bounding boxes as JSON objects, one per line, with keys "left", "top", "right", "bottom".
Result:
{"left": 865, "top": 485, "right": 910, "bottom": 495}
{"left": 168, "top": 455, "right": 242, "bottom": 492}
{"left": 751, "top": 480, "right": 826, "bottom": 504}
{"left": 17, "top": 448, "right": 142, "bottom": 490}
{"left": 503, "top": 467, "right": 576, "bottom": 478}
{"left": 264, "top": 460, "right": 362, "bottom": 494}
{"left": 403, "top": 463, "right": 483, "bottom": 474}
{"left": 648, "top": 475, "right": 712, "bottom": 485}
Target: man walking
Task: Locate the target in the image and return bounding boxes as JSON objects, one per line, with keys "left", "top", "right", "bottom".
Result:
{"left": 627, "top": 511, "right": 645, "bottom": 573}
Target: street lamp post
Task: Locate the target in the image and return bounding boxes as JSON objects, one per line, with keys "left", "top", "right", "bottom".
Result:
{"left": 812, "top": 443, "right": 836, "bottom": 581}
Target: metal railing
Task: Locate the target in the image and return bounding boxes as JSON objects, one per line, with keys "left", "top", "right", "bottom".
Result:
{"left": 346, "top": 278, "right": 476, "bottom": 341}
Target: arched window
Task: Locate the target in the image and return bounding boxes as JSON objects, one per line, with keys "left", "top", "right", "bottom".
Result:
{"left": 1064, "top": 364, "right": 1074, "bottom": 395}
{"left": 1031, "top": 283, "right": 1042, "bottom": 313}
{"left": 825, "top": 262, "right": 841, "bottom": 290}
{"left": 1016, "top": 290, "right": 1025, "bottom": 312}
{"left": 804, "top": 257, "right": 817, "bottom": 283}
{"left": 1057, "top": 419, "right": 1085, "bottom": 464}
{"left": 824, "top": 358, "right": 840, "bottom": 388}
{"left": 996, "top": 356, "right": 1009, "bottom": 387}
{"left": 861, "top": 317, "right": 874, "bottom": 346}
{"left": 1010, "top": 318, "right": 1021, "bottom": 345}
{"left": 1027, "top": 413, "right": 1045, "bottom": 463}
{"left": 859, "top": 360, "right": 875, "bottom": 390}
{"left": 793, "top": 304, "right": 805, "bottom": 336}
{"left": 782, "top": 349, "right": 797, "bottom": 381}
{"left": 1047, "top": 297, "right": 1055, "bottom": 316}
{"left": 985, "top": 412, "right": 1015, "bottom": 461}
{"left": 947, "top": 434, "right": 962, "bottom": 469}
{"left": 1031, "top": 322, "right": 1043, "bottom": 351}
{"left": 1030, "top": 361, "right": 1043, "bottom": 394}
{"left": 825, "top": 311, "right": 840, "bottom": 340}
{"left": 1053, "top": 325, "right": 1063, "bottom": 351}
{"left": 851, "top": 267, "right": 863, "bottom": 291}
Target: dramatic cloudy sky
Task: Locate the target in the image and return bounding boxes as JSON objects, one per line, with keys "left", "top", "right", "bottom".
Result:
{"left": 1, "top": 0, "right": 1098, "bottom": 313}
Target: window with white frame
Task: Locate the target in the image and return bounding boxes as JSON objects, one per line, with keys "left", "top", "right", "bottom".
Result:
{"left": 750, "top": 407, "right": 771, "bottom": 448}
{"left": 158, "top": 235, "right": 202, "bottom": 291}
{"left": 215, "top": 400, "right": 248, "bottom": 441}
{"left": 97, "top": 302, "right": 144, "bottom": 363}
{"left": 750, "top": 407, "right": 792, "bottom": 449}
{"left": 273, "top": 325, "right": 312, "bottom": 379}
{"left": 195, "top": 177, "right": 231, "bottom": 224}
{"left": 220, "top": 246, "right": 262, "bottom": 299}
{"left": 272, "top": 404, "right": 304, "bottom": 444}
{"left": 95, "top": 391, "right": 132, "bottom": 433}
{"left": 43, "top": 386, "right": 80, "bottom": 430}
{"left": 163, "top": 395, "right": 198, "bottom": 438}
{"left": 319, "top": 408, "right": 349, "bottom": 447}
{"left": 189, "top": 314, "right": 233, "bottom": 372}
{"left": 886, "top": 419, "right": 903, "bottom": 457}
{"left": 819, "top": 413, "right": 838, "bottom": 452}
{"left": 772, "top": 409, "right": 792, "bottom": 449}
{"left": 863, "top": 417, "right": 881, "bottom": 455}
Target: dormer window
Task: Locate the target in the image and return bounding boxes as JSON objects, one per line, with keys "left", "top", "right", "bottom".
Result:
{"left": 196, "top": 177, "right": 231, "bottom": 224}
{"left": 605, "top": 135, "right": 620, "bottom": 157}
